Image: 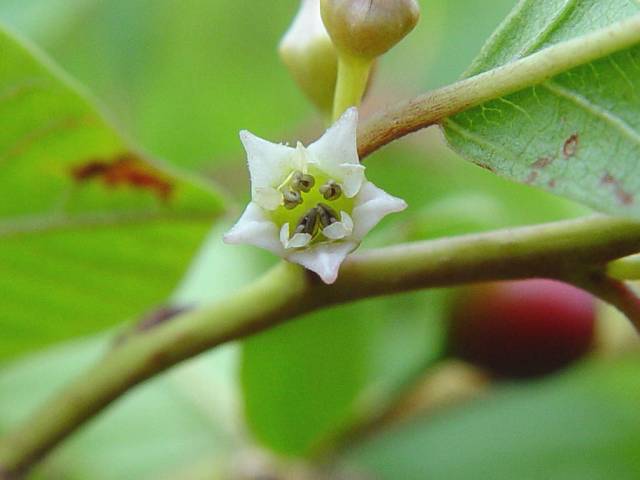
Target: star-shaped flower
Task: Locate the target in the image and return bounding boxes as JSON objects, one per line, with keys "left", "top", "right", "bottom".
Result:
{"left": 224, "top": 107, "right": 407, "bottom": 284}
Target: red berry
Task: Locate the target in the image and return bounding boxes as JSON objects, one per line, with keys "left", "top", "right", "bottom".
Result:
{"left": 448, "top": 279, "right": 596, "bottom": 379}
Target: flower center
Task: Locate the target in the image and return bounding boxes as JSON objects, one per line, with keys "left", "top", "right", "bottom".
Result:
{"left": 270, "top": 168, "right": 354, "bottom": 244}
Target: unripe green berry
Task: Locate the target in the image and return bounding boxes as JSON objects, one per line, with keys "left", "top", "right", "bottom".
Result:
{"left": 320, "top": 0, "right": 420, "bottom": 59}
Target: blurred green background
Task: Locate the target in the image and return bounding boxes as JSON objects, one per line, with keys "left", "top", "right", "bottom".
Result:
{"left": 1, "top": 0, "right": 640, "bottom": 478}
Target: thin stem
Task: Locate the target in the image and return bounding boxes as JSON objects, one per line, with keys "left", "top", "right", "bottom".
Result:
{"left": 356, "top": 13, "right": 640, "bottom": 158}
{"left": 607, "top": 255, "right": 640, "bottom": 281}
{"left": 2, "top": 215, "right": 640, "bottom": 477}
{"left": 0, "top": 262, "right": 315, "bottom": 479}
{"left": 333, "top": 54, "right": 372, "bottom": 121}
{"left": 570, "top": 270, "right": 640, "bottom": 332}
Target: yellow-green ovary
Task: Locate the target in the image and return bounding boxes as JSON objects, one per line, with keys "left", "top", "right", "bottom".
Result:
{"left": 270, "top": 169, "right": 354, "bottom": 241}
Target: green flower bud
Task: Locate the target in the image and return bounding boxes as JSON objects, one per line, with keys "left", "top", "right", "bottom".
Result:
{"left": 320, "top": 0, "right": 420, "bottom": 59}
{"left": 279, "top": 0, "right": 339, "bottom": 115}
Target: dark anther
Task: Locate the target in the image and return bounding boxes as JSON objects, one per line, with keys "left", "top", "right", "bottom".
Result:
{"left": 317, "top": 202, "right": 339, "bottom": 228}
{"left": 283, "top": 188, "right": 302, "bottom": 209}
{"left": 319, "top": 180, "right": 342, "bottom": 200}
{"left": 295, "top": 207, "right": 320, "bottom": 235}
{"left": 291, "top": 171, "right": 315, "bottom": 193}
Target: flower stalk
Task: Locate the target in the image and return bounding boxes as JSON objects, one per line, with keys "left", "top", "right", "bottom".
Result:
{"left": 332, "top": 54, "right": 373, "bottom": 120}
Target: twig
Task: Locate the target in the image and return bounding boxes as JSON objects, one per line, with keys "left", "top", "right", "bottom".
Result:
{"left": 357, "top": 14, "right": 640, "bottom": 158}
{"left": 570, "top": 270, "right": 640, "bottom": 332}
{"left": 2, "top": 216, "right": 640, "bottom": 477}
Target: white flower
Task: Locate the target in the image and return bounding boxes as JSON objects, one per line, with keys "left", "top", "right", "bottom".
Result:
{"left": 224, "top": 108, "right": 407, "bottom": 284}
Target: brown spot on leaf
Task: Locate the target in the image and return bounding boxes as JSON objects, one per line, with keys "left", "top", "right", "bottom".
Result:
{"left": 563, "top": 133, "right": 579, "bottom": 159}
{"left": 532, "top": 157, "right": 553, "bottom": 169}
{"left": 601, "top": 173, "right": 615, "bottom": 185}
{"left": 601, "top": 172, "right": 634, "bottom": 205}
{"left": 476, "top": 162, "right": 496, "bottom": 173}
{"left": 71, "top": 152, "right": 174, "bottom": 201}
{"left": 548, "top": 179, "right": 557, "bottom": 188}
{"left": 524, "top": 171, "right": 539, "bottom": 184}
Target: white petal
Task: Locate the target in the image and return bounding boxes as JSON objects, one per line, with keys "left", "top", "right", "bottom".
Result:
{"left": 351, "top": 181, "right": 408, "bottom": 241}
{"left": 293, "top": 141, "right": 311, "bottom": 173}
{"left": 279, "top": 223, "right": 290, "bottom": 247}
{"left": 287, "top": 241, "right": 358, "bottom": 284}
{"left": 322, "top": 211, "right": 354, "bottom": 240}
{"left": 341, "top": 211, "right": 354, "bottom": 231}
{"left": 279, "top": 223, "right": 312, "bottom": 249}
{"left": 288, "top": 233, "right": 313, "bottom": 248}
{"left": 223, "top": 202, "right": 284, "bottom": 256}
{"left": 307, "top": 107, "right": 364, "bottom": 195}
{"left": 337, "top": 163, "right": 365, "bottom": 198}
{"left": 240, "top": 130, "right": 294, "bottom": 206}
{"left": 254, "top": 186, "right": 282, "bottom": 211}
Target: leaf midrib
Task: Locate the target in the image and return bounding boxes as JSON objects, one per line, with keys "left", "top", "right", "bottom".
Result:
{"left": 0, "top": 209, "right": 218, "bottom": 238}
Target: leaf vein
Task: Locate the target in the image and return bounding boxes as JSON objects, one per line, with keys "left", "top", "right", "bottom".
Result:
{"left": 542, "top": 81, "right": 640, "bottom": 146}
{"left": 445, "top": 119, "right": 523, "bottom": 164}
{"left": 518, "top": 0, "right": 579, "bottom": 58}
{"left": 0, "top": 210, "right": 215, "bottom": 238}
{"left": 0, "top": 114, "right": 95, "bottom": 165}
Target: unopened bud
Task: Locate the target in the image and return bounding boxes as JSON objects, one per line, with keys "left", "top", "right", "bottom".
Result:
{"left": 320, "top": 0, "right": 420, "bottom": 59}
{"left": 279, "top": 0, "right": 339, "bottom": 115}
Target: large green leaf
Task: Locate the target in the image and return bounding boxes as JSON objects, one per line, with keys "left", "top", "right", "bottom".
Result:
{"left": 443, "top": 0, "right": 640, "bottom": 217}
{"left": 0, "top": 337, "right": 237, "bottom": 480}
{"left": 0, "top": 0, "right": 310, "bottom": 172}
{"left": 344, "top": 357, "right": 640, "bottom": 480}
{"left": 240, "top": 291, "right": 448, "bottom": 457}
{"left": 0, "top": 25, "right": 225, "bottom": 361}
{"left": 0, "top": 223, "right": 270, "bottom": 479}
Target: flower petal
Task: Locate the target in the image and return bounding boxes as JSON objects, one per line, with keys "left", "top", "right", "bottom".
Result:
{"left": 280, "top": 223, "right": 313, "bottom": 249}
{"left": 307, "top": 107, "right": 364, "bottom": 196}
{"left": 223, "top": 202, "right": 284, "bottom": 256}
{"left": 240, "top": 130, "right": 294, "bottom": 208}
{"left": 287, "top": 241, "right": 358, "bottom": 284}
{"left": 254, "top": 186, "right": 282, "bottom": 211}
{"left": 351, "top": 181, "right": 408, "bottom": 241}
{"left": 322, "top": 211, "right": 354, "bottom": 240}
{"left": 337, "top": 163, "right": 365, "bottom": 198}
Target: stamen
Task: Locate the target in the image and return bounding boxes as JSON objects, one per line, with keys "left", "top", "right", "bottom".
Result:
{"left": 283, "top": 189, "right": 302, "bottom": 209}
{"left": 294, "top": 207, "right": 320, "bottom": 236}
{"left": 319, "top": 180, "right": 342, "bottom": 200}
{"left": 291, "top": 171, "right": 315, "bottom": 193}
{"left": 317, "top": 202, "right": 339, "bottom": 228}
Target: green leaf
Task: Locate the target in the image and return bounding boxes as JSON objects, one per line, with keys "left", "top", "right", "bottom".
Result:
{"left": 0, "top": 223, "right": 271, "bottom": 479}
{"left": 0, "top": 337, "right": 237, "bottom": 480}
{"left": 443, "top": 0, "right": 640, "bottom": 217}
{"left": 0, "top": 0, "right": 311, "bottom": 171}
{"left": 240, "top": 291, "right": 447, "bottom": 457}
{"left": 0, "top": 25, "right": 225, "bottom": 361}
{"left": 345, "top": 357, "right": 640, "bottom": 480}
